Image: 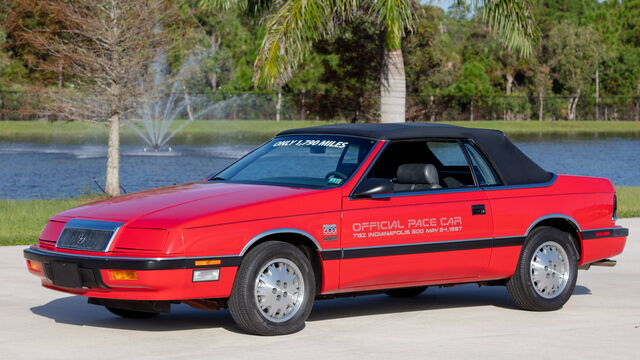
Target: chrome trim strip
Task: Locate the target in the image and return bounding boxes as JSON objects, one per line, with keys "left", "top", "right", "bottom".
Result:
{"left": 525, "top": 213, "right": 582, "bottom": 235}
{"left": 105, "top": 226, "right": 122, "bottom": 252}
{"left": 494, "top": 235, "right": 519, "bottom": 239}
{"left": 240, "top": 228, "right": 322, "bottom": 255}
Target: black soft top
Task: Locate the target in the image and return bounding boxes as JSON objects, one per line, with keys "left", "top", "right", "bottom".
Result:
{"left": 278, "top": 123, "right": 552, "bottom": 185}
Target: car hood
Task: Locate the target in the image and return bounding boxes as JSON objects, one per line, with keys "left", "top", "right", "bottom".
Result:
{"left": 53, "top": 182, "right": 333, "bottom": 228}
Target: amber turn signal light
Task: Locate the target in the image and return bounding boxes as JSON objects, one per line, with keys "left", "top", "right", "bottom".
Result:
{"left": 194, "top": 259, "right": 221, "bottom": 266}
{"left": 109, "top": 270, "right": 138, "bottom": 281}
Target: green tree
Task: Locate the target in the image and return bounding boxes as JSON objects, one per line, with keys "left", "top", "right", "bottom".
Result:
{"left": 447, "top": 62, "right": 493, "bottom": 121}
{"left": 201, "top": 0, "right": 538, "bottom": 123}
{"left": 546, "top": 21, "right": 604, "bottom": 120}
{"left": 589, "top": 0, "right": 640, "bottom": 120}
{"left": 19, "top": 0, "right": 174, "bottom": 196}
{"left": 300, "top": 16, "right": 382, "bottom": 121}
{"left": 0, "top": 30, "right": 27, "bottom": 91}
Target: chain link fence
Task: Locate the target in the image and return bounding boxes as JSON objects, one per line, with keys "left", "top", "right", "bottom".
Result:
{"left": 1, "top": 90, "right": 639, "bottom": 122}
{"left": 407, "top": 94, "right": 640, "bottom": 122}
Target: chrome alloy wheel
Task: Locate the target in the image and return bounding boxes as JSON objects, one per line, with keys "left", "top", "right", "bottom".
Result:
{"left": 530, "top": 241, "right": 570, "bottom": 299}
{"left": 254, "top": 258, "right": 305, "bottom": 323}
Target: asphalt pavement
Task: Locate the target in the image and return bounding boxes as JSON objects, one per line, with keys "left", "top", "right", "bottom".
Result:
{"left": 1, "top": 218, "right": 638, "bottom": 359}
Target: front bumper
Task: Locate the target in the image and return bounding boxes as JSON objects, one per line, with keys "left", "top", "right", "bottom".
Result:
{"left": 24, "top": 247, "right": 240, "bottom": 300}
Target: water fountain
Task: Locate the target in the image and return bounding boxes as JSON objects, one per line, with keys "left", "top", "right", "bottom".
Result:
{"left": 128, "top": 49, "right": 243, "bottom": 152}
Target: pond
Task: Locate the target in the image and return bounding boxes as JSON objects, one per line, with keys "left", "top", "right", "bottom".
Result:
{"left": 0, "top": 137, "right": 638, "bottom": 199}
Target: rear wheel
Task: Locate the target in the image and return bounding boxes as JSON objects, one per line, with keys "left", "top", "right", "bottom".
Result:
{"left": 385, "top": 286, "right": 428, "bottom": 298}
{"left": 507, "top": 226, "right": 578, "bottom": 311}
{"left": 229, "top": 241, "right": 316, "bottom": 335}
{"left": 106, "top": 307, "right": 159, "bottom": 318}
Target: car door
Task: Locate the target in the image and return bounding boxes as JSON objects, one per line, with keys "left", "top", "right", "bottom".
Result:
{"left": 338, "top": 139, "right": 494, "bottom": 290}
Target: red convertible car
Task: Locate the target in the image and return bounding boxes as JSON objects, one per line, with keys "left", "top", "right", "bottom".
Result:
{"left": 24, "top": 123, "right": 628, "bottom": 335}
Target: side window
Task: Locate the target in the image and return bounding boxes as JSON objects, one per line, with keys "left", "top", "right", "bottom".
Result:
{"left": 427, "top": 141, "right": 468, "bottom": 166}
{"left": 463, "top": 142, "right": 501, "bottom": 186}
{"left": 367, "top": 140, "right": 476, "bottom": 192}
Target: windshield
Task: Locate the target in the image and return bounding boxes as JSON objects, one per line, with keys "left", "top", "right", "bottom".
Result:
{"left": 212, "top": 135, "right": 376, "bottom": 189}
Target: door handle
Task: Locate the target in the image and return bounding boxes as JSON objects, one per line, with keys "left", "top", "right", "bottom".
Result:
{"left": 471, "top": 204, "right": 486, "bottom": 215}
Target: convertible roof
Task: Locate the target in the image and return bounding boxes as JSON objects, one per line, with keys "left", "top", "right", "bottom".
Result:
{"left": 279, "top": 123, "right": 552, "bottom": 185}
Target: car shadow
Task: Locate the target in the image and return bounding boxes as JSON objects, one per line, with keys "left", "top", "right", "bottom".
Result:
{"left": 573, "top": 285, "right": 592, "bottom": 295}
{"left": 30, "top": 283, "right": 592, "bottom": 332}
{"left": 30, "top": 296, "right": 236, "bottom": 332}
{"left": 309, "top": 283, "right": 592, "bottom": 322}
{"left": 310, "top": 284, "right": 515, "bottom": 322}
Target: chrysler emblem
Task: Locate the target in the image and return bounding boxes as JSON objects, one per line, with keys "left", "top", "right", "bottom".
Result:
{"left": 77, "top": 233, "right": 87, "bottom": 245}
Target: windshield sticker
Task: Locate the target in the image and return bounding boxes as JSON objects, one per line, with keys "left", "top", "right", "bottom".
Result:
{"left": 327, "top": 177, "right": 343, "bottom": 185}
{"left": 351, "top": 217, "right": 463, "bottom": 239}
{"left": 273, "top": 139, "right": 348, "bottom": 149}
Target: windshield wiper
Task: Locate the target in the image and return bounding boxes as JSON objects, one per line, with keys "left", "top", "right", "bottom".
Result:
{"left": 209, "top": 176, "right": 227, "bottom": 181}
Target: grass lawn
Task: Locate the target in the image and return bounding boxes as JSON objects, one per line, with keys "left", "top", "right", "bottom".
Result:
{"left": 0, "top": 198, "right": 99, "bottom": 246}
{"left": 1, "top": 120, "right": 639, "bottom": 145}
{"left": 0, "top": 120, "right": 335, "bottom": 144}
{"left": 442, "top": 120, "right": 640, "bottom": 136}
{"left": 616, "top": 187, "right": 640, "bottom": 219}
{"left": 1, "top": 187, "right": 638, "bottom": 246}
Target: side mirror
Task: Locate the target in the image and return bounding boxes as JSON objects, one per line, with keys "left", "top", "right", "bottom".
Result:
{"left": 353, "top": 178, "right": 393, "bottom": 198}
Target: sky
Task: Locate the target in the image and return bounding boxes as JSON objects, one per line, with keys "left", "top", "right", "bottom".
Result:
{"left": 428, "top": 0, "right": 457, "bottom": 10}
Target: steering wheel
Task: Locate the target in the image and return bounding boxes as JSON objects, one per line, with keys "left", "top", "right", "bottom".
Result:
{"left": 325, "top": 171, "right": 348, "bottom": 180}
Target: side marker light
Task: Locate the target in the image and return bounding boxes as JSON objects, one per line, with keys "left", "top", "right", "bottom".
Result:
{"left": 195, "top": 259, "right": 221, "bottom": 266}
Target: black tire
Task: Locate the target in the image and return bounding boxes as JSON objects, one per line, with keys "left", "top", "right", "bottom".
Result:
{"left": 229, "top": 241, "right": 316, "bottom": 336}
{"left": 385, "top": 286, "right": 428, "bottom": 298}
{"left": 106, "top": 307, "right": 159, "bottom": 318}
{"left": 507, "top": 226, "right": 578, "bottom": 311}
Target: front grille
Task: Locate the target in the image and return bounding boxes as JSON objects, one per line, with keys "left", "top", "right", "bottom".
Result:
{"left": 56, "top": 219, "right": 123, "bottom": 252}
{"left": 57, "top": 228, "right": 114, "bottom": 251}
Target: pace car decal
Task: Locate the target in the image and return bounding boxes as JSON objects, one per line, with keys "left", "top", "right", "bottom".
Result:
{"left": 322, "top": 224, "right": 338, "bottom": 241}
{"left": 351, "top": 217, "right": 463, "bottom": 239}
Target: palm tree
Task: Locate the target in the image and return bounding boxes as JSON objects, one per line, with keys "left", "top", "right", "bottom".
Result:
{"left": 200, "top": 0, "right": 538, "bottom": 123}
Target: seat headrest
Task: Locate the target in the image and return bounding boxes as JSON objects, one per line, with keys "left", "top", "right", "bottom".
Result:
{"left": 397, "top": 163, "right": 439, "bottom": 185}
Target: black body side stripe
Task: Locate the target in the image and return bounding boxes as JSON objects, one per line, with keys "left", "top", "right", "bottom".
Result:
{"left": 320, "top": 249, "right": 342, "bottom": 261}
{"left": 24, "top": 248, "right": 242, "bottom": 271}
{"left": 581, "top": 227, "right": 629, "bottom": 240}
{"left": 28, "top": 228, "right": 628, "bottom": 269}
{"left": 342, "top": 238, "right": 493, "bottom": 259}
{"left": 493, "top": 236, "right": 526, "bottom": 247}
{"left": 320, "top": 236, "right": 526, "bottom": 261}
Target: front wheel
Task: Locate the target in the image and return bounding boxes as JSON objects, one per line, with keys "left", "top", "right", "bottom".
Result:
{"left": 229, "top": 241, "right": 316, "bottom": 335}
{"left": 507, "top": 226, "right": 578, "bottom": 311}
